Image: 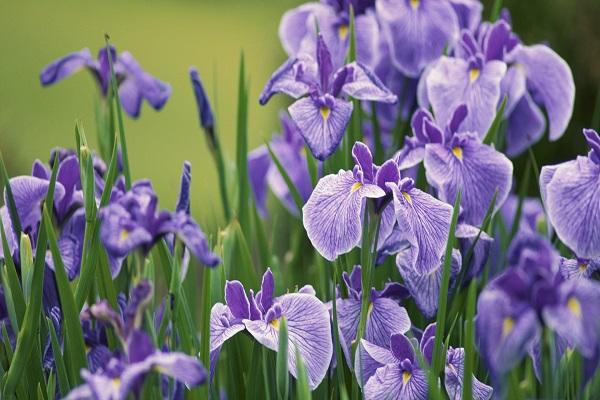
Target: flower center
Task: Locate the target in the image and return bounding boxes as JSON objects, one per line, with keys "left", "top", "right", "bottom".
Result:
{"left": 469, "top": 68, "right": 480, "bottom": 82}
{"left": 567, "top": 297, "right": 582, "bottom": 318}
{"left": 120, "top": 229, "right": 129, "bottom": 241}
{"left": 578, "top": 263, "right": 588, "bottom": 273}
{"left": 402, "top": 371, "right": 411, "bottom": 385}
{"left": 111, "top": 378, "right": 121, "bottom": 390}
{"left": 351, "top": 182, "right": 363, "bottom": 192}
{"left": 402, "top": 191, "right": 412, "bottom": 204}
{"left": 502, "top": 317, "right": 514, "bottom": 338}
{"left": 320, "top": 106, "right": 331, "bottom": 120}
{"left": 338, "top": 24, "right": 349, "bottom": 40}
{"left": 410, "top": 0, "right": 420, "bottom": 10}
{"left": 452, "top": 146, "right": 463, "bottom": 160}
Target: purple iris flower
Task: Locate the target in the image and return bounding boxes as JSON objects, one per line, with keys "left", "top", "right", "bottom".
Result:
{"left": 541, "top": 129, "right": 600, "bottom": 260}
{"left": 419, "top": 18, "right": 574, "bottom": 156}
{"left": 260, "top": 35, "right": 397, "bottom": 160}
{"left": 66, "top": 281, "right": 207, "bottom": 400}
{"left": 559, "top": 257, "right": 600, "bottom": 280}
{"left": 477, "top": 230, "right": 600, "bottom": 378}
{"left": 279, "top": 0, "right": 379, "bottom": 68}
{"left": 304, "top": 141, "right": 453, "bottom": 268}
{"left": 335, "top": 266, "right": 411, "bottom": 368}
{"left": 376, "top": 0, "right": 461, "bottom": 78}
{"left": 398, "top": 105, "right": 513, "bottom": 225}
{"left": 248, "top": 113, "right": 314, "bottom": 216}
{"left": 40, "top": 46, "right": 171, "bottom": 118}
{"left": 358, "top": 324, "right": 492, "bottom": 399}
{"left": 500, "top": 194, "right": 547, "bottom": 234}
{"left": 210, "top": 268, "right": 332, "bottom": 389}
{"left": 99, "top": 175, "right": 220, "bottom": 277}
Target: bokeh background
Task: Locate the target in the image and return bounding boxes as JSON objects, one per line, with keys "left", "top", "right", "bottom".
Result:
{"left": 1, "top": 0, "right": 599, "bottom": 230}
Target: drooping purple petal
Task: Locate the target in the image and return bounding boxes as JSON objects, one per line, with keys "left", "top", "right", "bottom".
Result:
{"left": 423, "top": 134, "right": 513, "bottom": 225}
{"left": 40, "top": 48, "right": 95, "bottom": 85}
{"left": 209, "top": 303, "right": 246, "bottom": 353}
{"left": 424, "top": 57, "right": 507, "bottom": 137}
{"left": 244, "top": 293, "right": 332, "bottom": 389}
{"left": 376, "top": 0, "right": 459, "bottom": 78}
{"left": 334, "top": 62, "right": 397, "bottom": 103}
{"left": 364, "top": 363, "right": 428, "bottom": 400}
{"left": 289, "top": 95, "right": 353, "bottom": 160}
{"left": 248, "top": 146, "right": 272, "bottom": 217}
{"left": 543, "top": 156, "right": 600, "bottom": 259}
{"left": 355, "top": 340, "right": 396, "bottom": 387}
{"left": 168, "top": 212, "right": 221, "bottom": 267}
{"left": 445, "top": 347, "right": 493, "bottom": 400}
{"left": 302, "top": 170, "right": 385, "bottom": 261}
{"left": 509, "top": 44, "right": 575, "bottom": 141}
{"left": 505, "top": 92, "right": 546, "bottom": 157}
{"left": 259, "top": 58, "right": 317, "bottom": 105}
{"left": 388, "top": 181, "right": 453, "bottom": 274}
{"left": 141, "top": 351, "right": 208, "bottom": 388}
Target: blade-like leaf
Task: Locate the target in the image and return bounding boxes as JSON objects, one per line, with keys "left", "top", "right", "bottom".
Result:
{"left": 483, "top": 96, "right": 507, "bottom": 145}
{"left": 266, "top": 142, "right": 304, "bottom": 216}
{"left": 276, "top": 316, "right": 289, "bottom": 400}
{"left": 0, "top": 148, "right": 23, "bottom": 235}
{"left": 295, "top": 346, "right": 311, "bottom": 400}
{"left": 46, "top": 317, "right": 70, "bottom": 396}
{"left": 236, "top": 53, "right": 250, "bottom": 236}
{"left": 462, "top": 279, "right": 477, "bottom": 400}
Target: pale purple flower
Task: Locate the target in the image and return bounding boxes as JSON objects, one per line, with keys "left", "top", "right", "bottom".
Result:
{"left": 540, "top": 129, "right": 600, "bottom": 259}
{"left": 40, "top": 46, "right": 171, "bottom": 118}
{"left": 210, "top": 269, "right": 332, "bottom": 389}
{"left": 376, "top": 0, "right": 460, "bottom": 78}
{"left": 260, "top": 35, "right": 397, "bottom": 160}
{"left": 559, "top": 257, "right": 600, "bottom": 280}
{"left": 335, "top": 266, "right": 411, "bottom": 369}
{"left": 279, "top": 0, "right": 380, "bottom": 68}
{"left": 248, "top": 113, "right": 314, "bottom": 216}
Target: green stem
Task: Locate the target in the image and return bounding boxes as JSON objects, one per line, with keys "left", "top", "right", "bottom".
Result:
{"left": 330, "top": 260, "right": 347, "bottom": 395}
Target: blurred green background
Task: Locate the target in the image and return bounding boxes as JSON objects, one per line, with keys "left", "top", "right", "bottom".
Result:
{"left": 1, "top": 0, "right": 599, "bottom": 230}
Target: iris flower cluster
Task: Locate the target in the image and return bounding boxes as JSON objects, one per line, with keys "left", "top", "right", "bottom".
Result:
{"left": 1, "top": 0, "right": 598, "bottom": 399}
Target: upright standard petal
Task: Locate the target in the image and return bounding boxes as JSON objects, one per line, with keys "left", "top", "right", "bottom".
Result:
{"left": 424, "top": 135, "right": 513, "bottom": 225}
{"left": 244, "top": 293, "right": 332, "bottom": 389}
{"left": 425, "top": 57, "right": 507, "bottom": 137}
{"left": 509, "top": 44, "right": 575, "bottom": 141}
{"left": 8, "top": 176, "right": 65, "bottom": 234}
{"left": 40, "top": 48, "right": 95, "bottom": 85}
{"left": 289, "top": 95, "right": 353, "bottom": 160}
{"left": 389, "top": 181, "right": 453, "bottom": 273}
{"left": 303, "top": 170, "right": 385, "bottom": 261}
{"left": 544, "top": 157, "right": 600, "bottom": 259}
{"left": 376, "top": 0, "right": 459, "bottom": 78}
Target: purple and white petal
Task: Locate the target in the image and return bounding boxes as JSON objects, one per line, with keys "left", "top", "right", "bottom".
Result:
{"left": 445, "top": 347, "right": 493, "bottom": 400}
{"left": 509, "top": 44, "right": 575, "bottom": 141}
{"left": 259, "top": 58, "right": 316, "bottom": 105}
{"left": 424, "top": 135, "right": 513, "bottom": 225}
{"left": 364, "top": 364, "right": 428, "bottom": 400}
{"left": 336, "top": 62, "right": 397, "bottom": 103}
{"left": 355, "top": 339, "right": 397, "bottom": 387}
{"left": 289, "top": 95, "right": 353, "bottom": 160}
{"left": 40, "top": 48, "right": 95, "bottom": 85}
{"left": 303, "top": 170, "right": 385, "bottom": 261}
{"left": 376, "top": 0, "right": 459, "bottom": 78}
{"left": 365, "top": 297, "right": 411, "bottom": 348}
{"left": 505, "top": 92, "right": 546, "bottom": 157}
{"left": 425, "top": 57, "right": 507, "bottom": 137}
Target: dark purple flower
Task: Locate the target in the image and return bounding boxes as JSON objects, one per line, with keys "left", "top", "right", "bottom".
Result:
{"left": 248, "top": 113, "right": 314, "bottom": 216}
{"left": 541, "top": 129, "right": 600, "bottom": 260}
{"left": 99, "top": 178, "right": 220, "bottom": 277}
{"left": 376, "top": 0, "right": 461, "bottom": 78}
{"left": 335, "top": 266, "right": 411, "bottom": 369}
{"left": 210, "top": 269, "right": 332, "bottom": 389}
{"left": 260, "top": 35, "right": 397, "bottom": 160}
{"left": 40, "top": 46, "right": 171, "bottom": 118}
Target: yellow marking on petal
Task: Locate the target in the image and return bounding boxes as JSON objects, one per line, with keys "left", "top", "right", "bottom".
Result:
{"left": 410, "top": 0, "right": 420, "bottom": 10}
{"left": 452, "top": 146, "right": 463, "bottom": 160}
{"left": 120, "top": 229, "right": 129, "bottom": 241}
{"left": 270, "top": 318, "right": 280, "bottom": 330}
{"left": 367, "top": 302, "right": 374, "bottom": 316}
{"left": 338, "top": 24, "right": 349, "bottom": 40}
{"left": 351, "top": 182, "right": 363, "bottom": 193}
{"left": 469, "top": 68, "right": 480, "bottom": 82}
{"left": 402, "top": 191, "right": 412, "bottom": 204}
{"left": 402, "top": 371, "right": 411, "bottom": 385}
{"left": 320, "top": 106, "right": 331, "bottom": 120}
{"left": 579, "top": 263, "right": 588, "bottom": 273}
{"left": 111, "top": 378, "right": 121, "bottom": 390}
{"left": 567, "top": 297, "right": 582, "bottom": 318}
{"left": 502, "top": 317, "right": 514, "bottom": 338}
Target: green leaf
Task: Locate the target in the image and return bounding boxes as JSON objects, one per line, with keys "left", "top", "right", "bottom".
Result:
{"left": 235, "top": 53, "right": 250, "bottom": 236}
{"left": 266, "top": 142, "right": 305, "bottom": 215}
{"left": 295, "top": 347, "right": 311, "bottom": 400}
{"left": 3, "top": 205, "right": 48, "bottom": 398}
{"left": 462, "top": 279, "right": 477, "bottom": 400}
{"left": 46, "top": 317, "right": 70, "bottom": 396}
{"left": 305, "top": 146, "right": 318, "bottom": 187}
{"left": 43, "top": 206, "right": 88, "bottom": 385}
{"left": 19, "top": 233, "right": 34, "bottom": 302}
{"left": 46, "top": 372, "right": 56, "bottom": 400}
{"left": 489, "top": 0, "right": 504, "bottom": 22}
{"left": 0, "top": 219, "right": 25, "bottom": 329}
{"left": 430, "top": 191, "right": 462, "bottom": 396}
{"left": 104, "top": 34, "right": 131, "bottom": 188}
{"left": 276, "top": 317, "right": 289, "bottom": 400}
{"left": 483, "top": 96, "right": 507, "bottom": 145}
